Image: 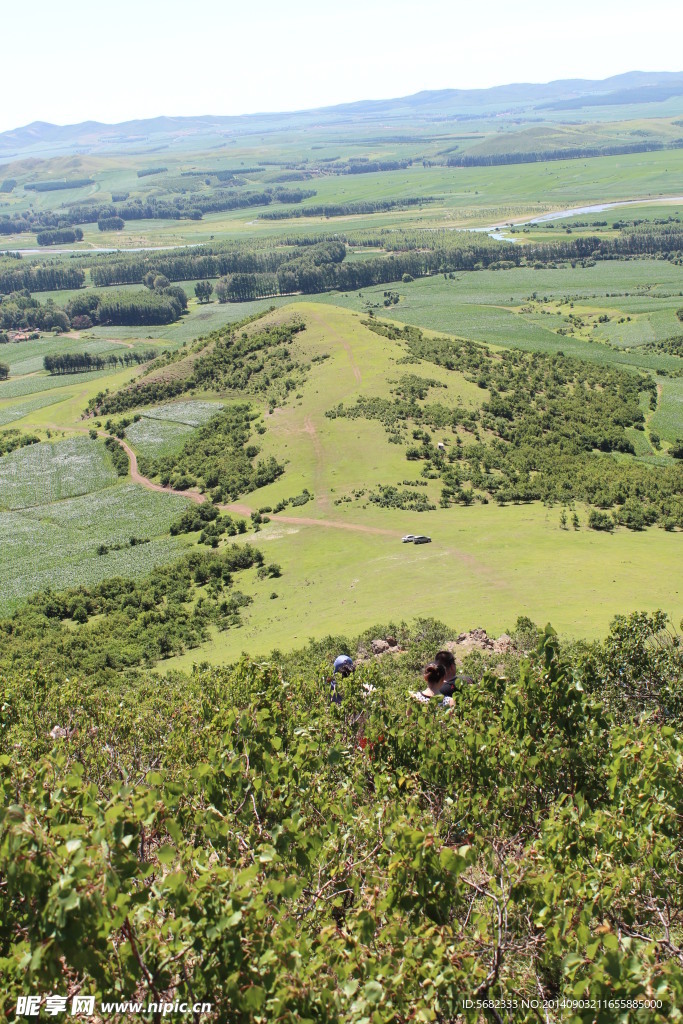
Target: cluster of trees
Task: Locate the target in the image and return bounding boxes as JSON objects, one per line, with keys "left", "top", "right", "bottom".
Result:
{"left": 137, "top": 403, "right": 285, "bottom": 503}
{"left": 0, "top": 544, "right": 264, "bottom": 674}
{"left": 170, "top": 503, "right": 248, "bottom": 544}
{"left": 1, "top": 612, "right": 682, "bottom": 1017}
{"left": 44, "top": 349, "right": 155, "bottom": 375}
{"left": 215, "top": 272, "right": 279, "bottom": 301}
{"left": 89, "top": 245, "right": 287, "bottom": 286}
{"left": 35, "top": 228, "right": 83, "bottom": 246}
{"left": 0, "top": 291, "right": 71, "bottom": 333}
{"left": 0, "top": 429, "right": 39, "bottom": 455}
{"left": 260, "top": 197, "right": 432, "bottom": 220}
{"left": 66, "top": 283, "right": 187, "bottom": 327}
{"left": 0, "top": 280, "right": 188, "bottom": 332}
{"left": 0, "top": 362, "right": 9, "bottom": 380}
{"left": 97, "top": 216, "right": 124, "bottom": 231}
{"left": 323, "top": 158, "right": 413, "bottom": 174}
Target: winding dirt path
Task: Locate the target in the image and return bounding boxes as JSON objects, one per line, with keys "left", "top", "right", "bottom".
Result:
{"left": 118, "top": 439, "right": 206, "bottom": 504}
{"left": 117, "top": 438, "right": 402, "bottom": 536}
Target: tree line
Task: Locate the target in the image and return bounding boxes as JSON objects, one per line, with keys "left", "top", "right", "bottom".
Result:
{"left": 446, "top": 139, "right": 683, "bottom": 166}
{"left": 260, "top": 197, "right": 433, "bottom": 220}
{"left": 0, "top": 265, "right": 85, "bottom": 296}
{"left": 24, "top": 178, "right": 94, "bottom": 191}
{"left": 35, "top": 228, "right": 84, "bottom": 246}
{"left": 88, "top": 239, "right": 342, "bottom": 287}
{"left": 44, "top": 350, "right": 156, "bottom": 375}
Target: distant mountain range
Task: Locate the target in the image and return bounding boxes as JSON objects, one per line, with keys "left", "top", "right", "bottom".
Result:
{"left": 2, "top": 71, "right": 683, "bottom": 162}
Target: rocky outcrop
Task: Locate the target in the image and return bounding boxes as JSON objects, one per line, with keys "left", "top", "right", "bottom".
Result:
{"left": 449, "top": 629, "right": 516, "bottom": 654}
{"left": 371, "top": 636, "right": 400, "bottom": 655}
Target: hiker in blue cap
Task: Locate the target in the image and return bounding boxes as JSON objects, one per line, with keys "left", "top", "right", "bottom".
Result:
{"left": 329, "top": 654, "right": 354, "bottom": 704}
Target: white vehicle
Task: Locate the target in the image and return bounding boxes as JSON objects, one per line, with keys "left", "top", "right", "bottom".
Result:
{"left": 402, "top": 534, "right": 417, "bottom": 543}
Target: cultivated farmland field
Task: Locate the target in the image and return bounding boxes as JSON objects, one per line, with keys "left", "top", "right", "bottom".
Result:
{"left": 0, "top": 481, "right": 190, "bottom": 613}
{"left": 0, "top": 437, "right": 118, "bottom": 509}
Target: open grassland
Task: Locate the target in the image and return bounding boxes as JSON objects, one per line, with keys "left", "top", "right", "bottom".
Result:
{"left": 166, "top": 500, "right": 683, "bottom": 669}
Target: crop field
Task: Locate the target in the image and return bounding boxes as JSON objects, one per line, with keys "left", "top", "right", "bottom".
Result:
{"left": 125, "top": 417, "right": 197, "bottom": 459}
{"left": 125, "top": 401, "right": 224, "bottom": 459}
{"left": 650, "top": 376, "right": 683, "bottom": 442}
{"left": 0, "top": 366, "right": 116, "bottom": 399}
{"left": 0, "top": 437, "right": 118, "bottom": 509}
{"left": 0, "top": 391, "right": 67, "bottom": 426}
{"left": 0, "top": 482, "right": 191, "bottom": 613}
{"left": 143, "top": 400, "right": 225, "bottom": 425}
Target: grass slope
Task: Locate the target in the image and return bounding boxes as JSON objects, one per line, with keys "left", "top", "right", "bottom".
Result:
{"left": 154, "top": 303, "right": 683, "bottom": 667}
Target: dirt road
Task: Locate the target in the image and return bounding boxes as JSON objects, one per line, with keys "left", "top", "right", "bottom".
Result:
{"left": 117, "top": 438, "right": 402, "bottom": 536}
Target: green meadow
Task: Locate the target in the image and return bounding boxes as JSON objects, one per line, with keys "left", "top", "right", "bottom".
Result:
{"left": 166, "top": 500, "right": 683, "bottom": 669}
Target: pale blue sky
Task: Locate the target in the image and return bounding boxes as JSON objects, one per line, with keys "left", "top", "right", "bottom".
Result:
{"left": 2, "top": 0, "right": 682, "bottom": 132}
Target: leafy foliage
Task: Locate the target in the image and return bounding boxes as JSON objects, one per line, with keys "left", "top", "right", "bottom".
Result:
{"left": 0, "top": 428, "right": 39, "bottom": 457}
{"left": 1, "top": 617, "right": 681, "bottom": 1020}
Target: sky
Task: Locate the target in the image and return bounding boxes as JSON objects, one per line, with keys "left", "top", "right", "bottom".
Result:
{"left": 2, "top": 0, "right": 682, "bottom": 133}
